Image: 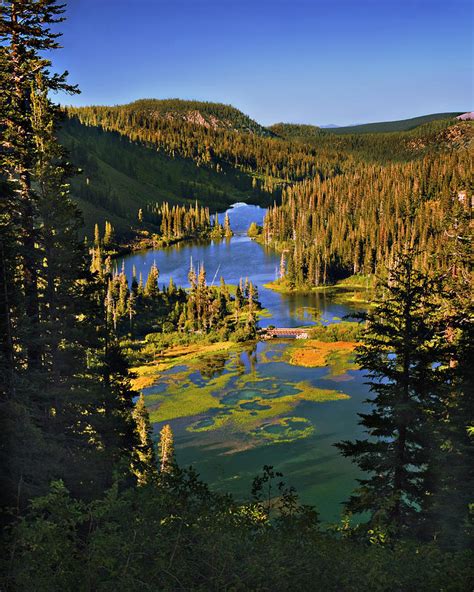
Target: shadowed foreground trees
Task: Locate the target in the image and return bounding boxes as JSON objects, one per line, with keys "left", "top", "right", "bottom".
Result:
{"left": 0, "top": 0, "right": 139, "bottom": 513}
{"left": 2, "top": 468, "right": 472, "bottom": 592}
{"left": 337, "top": 251, "right": 473, "bottom": 548}
{"left": 336, "top": 254, "right": 442, "bottom": 535}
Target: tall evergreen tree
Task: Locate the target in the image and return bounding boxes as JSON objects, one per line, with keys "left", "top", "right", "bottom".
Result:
{"left": 132, "top": 394, "right": 158, "bottom": 485}
{"left": 1, "top": 0, "right": 79, "bottom": 510}
{"left": 336, "top": 252, "right": 442, "bottom": 536}
{"left": 144, "top": 262, "right": 159, "bottom": 298}
{"left": 223, "top": 212, "right": 233, "bottom": 238}
{"left": 423, "top": 209, "right": 474, "bottom": 548}
{"left": 103, "top": 220, "right": 114, "bottom": 246}
{"left": 158, "top": 424, "right": 175, "bottom": 474}
{"left": 0, "top": 0, "right": 140, "bottom": 512}
{"left": 1, "top": 0, "right": 77, "bottom": 370}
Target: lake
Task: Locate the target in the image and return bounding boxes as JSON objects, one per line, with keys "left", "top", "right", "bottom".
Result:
{"left": 123, "top": 203, "right": 371, "bottom": 522}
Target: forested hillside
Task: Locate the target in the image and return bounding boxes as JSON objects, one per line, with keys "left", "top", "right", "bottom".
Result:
{"left": 262, "top": 112, "right": 473, "bottom": 289}
{"left": 262, "top": 148, "right": 472, "bottom": 286}
{"left": 61, "top": 103, "right": 329, "bottom": 236}
{"left": 111, "top": 98, "right": 275, "bottom": 136}
{"left": 324, "top": 111, "right": 464, "bottom": 134}
{"left": 270, "top": 117, "right": 472, "bottom": 161}
{"left": 66, "top": 100, "right": 470, "bottom": 238}
{"left": 269, "top": 113, "right": 465, "bottom": 140}
{"left": 60, "top": 116, "right": 270, "bottom": 235}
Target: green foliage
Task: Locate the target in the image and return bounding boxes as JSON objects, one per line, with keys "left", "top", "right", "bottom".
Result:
{"left": 264, "top": 149, "right": 471, "bottom": 286}
{"left": 232, "top": 325, "right": 257, "bottom": 342}
{"left": 270, "top": 117, "right": 471, "bottom": 163}
{"left": 337, "top": 253, "right": 441, "bottom": 533}
{"left": 308, "top": 321, "right": 364, "bottom": 342}
{"left": 247, "top": 221, "right": 262, "bottom": 237}
{"left": 336, "top": 251, "right": 473, "bottom": 546}
{"left": 3, "top": 474, "right": 472, "bottom": 592}
{"left": 113, "top": 98, "right": 274, "bottom": 136}
{"left": 60, "top": 94, "right": 470, "bottom": 245}
{"left": 65, "top": 97, "right": 353, "bottom": 206}
{"left": 158, "top": 424, "right": 175, "bottom": 473}
{"left": 132, "top": 394, "right": 158, "bottom": 485}
{"left": 420, "top": 210, "right": 474, "bottom": 549}
{"left": 0, "top": 0, "right": 138, "bottom": 509}
{"left": 270, "top": 122, "right": 325, "bottom": 142}
{"left": 2, "top": 3, "right": 472, "bottom": 586}
{"left": 151, "top": 201, "right": 214, "bottom": 240}
{"left": 143, "top": 262, "right": 159, "bottom": 298}
{"left": 59, "top": 117, "right": 270, "bottom": 236}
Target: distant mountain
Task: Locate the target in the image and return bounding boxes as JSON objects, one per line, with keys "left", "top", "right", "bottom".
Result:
{"left": 320, "top": 124, "right": 339, "bottom": 128}
{"left": 108, "top": 98, "right": 274, "bottom": 137}
{"left": 267, "top": 116, "right": 472, "bottom": 164}
{"left": 324, "top": 112, "right": 464, "bottom": 134}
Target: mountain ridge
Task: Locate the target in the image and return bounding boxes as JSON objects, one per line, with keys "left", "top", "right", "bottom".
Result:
{"left": 323, "top": 112, "right": 464, "bottom": 134}
{"left": 85, "top": 98, "right": 275, "bottom": 137}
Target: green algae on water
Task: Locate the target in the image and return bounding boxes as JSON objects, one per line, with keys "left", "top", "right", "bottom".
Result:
{"left": 252, "top": 417, "right": 314, "bottom": 443}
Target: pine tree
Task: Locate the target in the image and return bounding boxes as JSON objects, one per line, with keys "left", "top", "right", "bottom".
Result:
{"left": 224, "top": 212, "right": 233, "bottom": 238}
{"left": 144, "top": 262, "right": 159, "bottom": 298}
{"left": 2, "top": 0, "right": 76, "bottom": 371}
{"left": 91, "top": 343, "right": 139, "bottom": 492}
{"left": 248, "top": 281, "right": 255, "bottom": 314}
{"left": 0, "top": 0, "right": 78, "bottom": 508}
{"left": 423, "top": 210, "right": 474, "bottom": 548}
{"left": 132, "top": 394, "right": 158, "bottom": 485}
{"left": 158, "top": 424, "right": 175, "bottom": 474}
{"left": 198, "top": 262, "right": 206, "bottom": 290}
{"left": 104, "top": 255, "right": 112, "bottom": 278}
{"left": 117, "top": 272, "right": 129, "bottom": 317}
{"left": 235, "top": 284, "right": 243, "bottom": 309}
{"left": 103, "top": 220, "right": 114, "bottom": 247}
{"left": 0, "top": 178, "right": 17, "bottom": 402}
{"left": 188, "top": 257, "right": 197, "bottom": 288}
{"left": 336, "top": 252, "right": 442, "bottom": 536}
{"left": 90, "top": 244, "right": 103, "bottom": 277}
{"left": 131, "top": 265, "right": 138, "bottom": 295}
{"left": 247, "top": 221, "right": 260, "bottom": 238}
{"left": 0, "top": 0, "right": 140, "bottom": 511}
{"left": 94, "top": 223, "right": 101, "bottom": 246}
{"left": 127, "top": 290, "right": 136, "bottom": 331}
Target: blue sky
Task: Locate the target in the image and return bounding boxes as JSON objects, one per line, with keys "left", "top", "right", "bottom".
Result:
{"left": 53, "top": 0, "right": 473, "bottom": 126}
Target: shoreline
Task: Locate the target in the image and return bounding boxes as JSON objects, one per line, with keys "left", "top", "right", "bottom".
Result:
{"left": 107, "top": 230, "right": 234, "bottom": 261}
{"left": 105, "top": 198, "right": 268, "bottom": 260}
{"left": 263, "top": 276, "right": 375, "bottom": 298}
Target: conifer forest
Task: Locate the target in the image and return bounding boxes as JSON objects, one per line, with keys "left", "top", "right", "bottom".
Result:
{"left": 0, "top": 1, "right": 473, "bottom": 590}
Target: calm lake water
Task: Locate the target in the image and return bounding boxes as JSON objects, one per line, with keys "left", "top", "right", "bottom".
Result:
{"left": 123, "top": 204, "right": 371, "bottom": 522}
